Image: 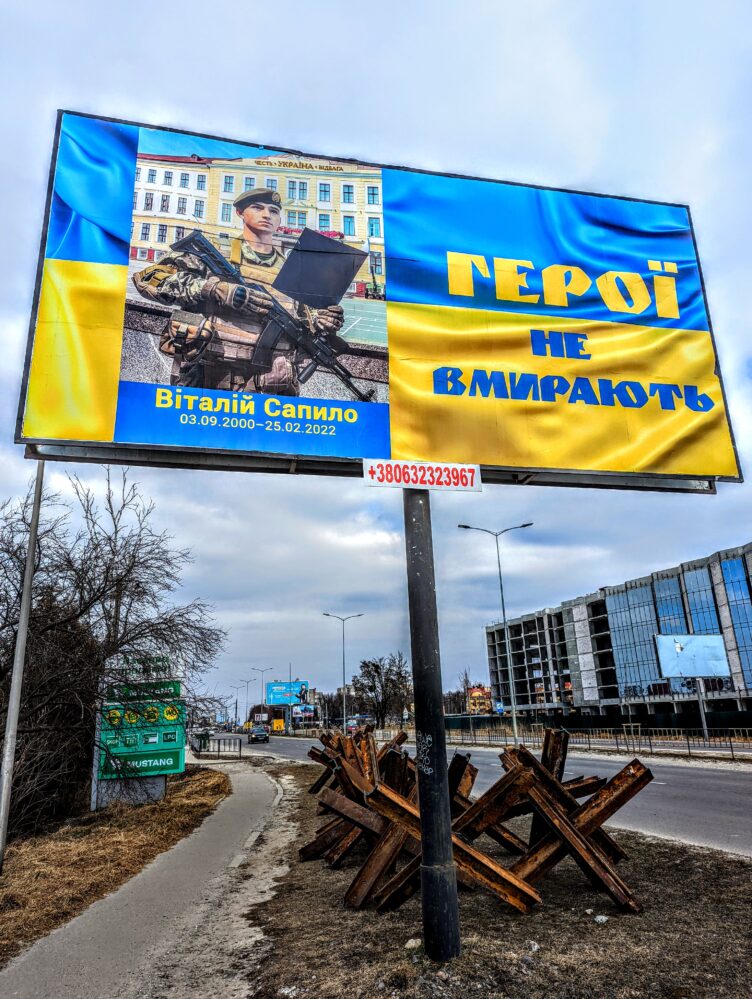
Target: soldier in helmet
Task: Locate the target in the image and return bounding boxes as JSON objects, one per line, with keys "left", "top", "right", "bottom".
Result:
{"left": 132, "top": 187, "right": 345, "bottom": 394}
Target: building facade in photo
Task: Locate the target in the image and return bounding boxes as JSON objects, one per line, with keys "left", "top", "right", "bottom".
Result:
{"left": 486, "top": 542, "right": 752, "bottom": 722}
{"left": 129, "top": 152, "right": 384, "bottom": 290}
{"left": 466, "top": 685, "right": 492, "bottom": 714}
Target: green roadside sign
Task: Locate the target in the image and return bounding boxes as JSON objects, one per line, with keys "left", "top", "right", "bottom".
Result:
{"left": 105, "top": 679, "right": 182, "bottom": 702}
{"left": 98, "top": 692, "right": 186, "bottom": 780}
{"left": 99, "top": 746, "right": 184, "bottom": 778}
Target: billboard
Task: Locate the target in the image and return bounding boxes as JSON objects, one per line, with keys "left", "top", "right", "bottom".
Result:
{"left": 266, "top": 680, "right": 310, "bottom": 705}
{"left": 655, "top": 634, "right": 730, "bottom": 678}
{"left": 17, "top": 111, "right": 741, "bottom": 492}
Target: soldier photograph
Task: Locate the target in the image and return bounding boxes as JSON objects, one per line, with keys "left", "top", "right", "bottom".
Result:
{"left": 132, "top": 188, "right": 347, "bottom": 395}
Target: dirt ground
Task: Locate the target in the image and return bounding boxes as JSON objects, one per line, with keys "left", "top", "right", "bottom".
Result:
{"left": 242, "top": 759, "right": 751, "bottom": 999}
{"left": 0, "top": 765, "right": 230, "bottom": 969}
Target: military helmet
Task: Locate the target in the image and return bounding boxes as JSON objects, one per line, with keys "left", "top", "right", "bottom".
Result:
{"left": 233, "top": 187, "right": 283, "bottom": 212}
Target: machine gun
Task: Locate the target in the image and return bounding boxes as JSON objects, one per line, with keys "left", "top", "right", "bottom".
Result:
{"left": 170, "top": 230, "right": 375, "bottom": 403}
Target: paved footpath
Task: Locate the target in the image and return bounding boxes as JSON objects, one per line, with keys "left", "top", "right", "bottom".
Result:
{"left": 0, "top": 763, "right": 277, "bottom": 999}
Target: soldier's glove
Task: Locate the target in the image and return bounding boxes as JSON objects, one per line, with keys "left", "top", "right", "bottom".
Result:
{"left": 209, "top": 280, "right": 274, "bottom": 318}
{"left": 313, "top": 304, "right": 345, "bottom": 336}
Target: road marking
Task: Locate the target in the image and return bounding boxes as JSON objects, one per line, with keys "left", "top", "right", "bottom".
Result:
{"left": 652, "top": 781, "right": 667, "bottom": 785}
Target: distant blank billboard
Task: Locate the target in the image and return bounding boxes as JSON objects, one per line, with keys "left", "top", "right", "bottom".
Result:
{"left": 654, "top": 634, "right": 729, "bottom": 678}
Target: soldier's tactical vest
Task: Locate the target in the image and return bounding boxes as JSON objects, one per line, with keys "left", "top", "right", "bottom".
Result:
{"left": 164, "top": 239, "right": 299, "bottom": 367}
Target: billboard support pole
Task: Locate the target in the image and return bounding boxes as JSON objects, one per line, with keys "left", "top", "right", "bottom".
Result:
{"left": 402, "top": 488, "right": 461, "bottom": 962}
{"left": 0, "top": 459, "right": 45, "bottom": 872}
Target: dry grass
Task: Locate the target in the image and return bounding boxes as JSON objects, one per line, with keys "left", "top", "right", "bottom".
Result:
{"left": 0, "top": 765, "right": 230, "bottom": 968}
{"left": 248, "top": 766, "right": 752, "bottom": 999}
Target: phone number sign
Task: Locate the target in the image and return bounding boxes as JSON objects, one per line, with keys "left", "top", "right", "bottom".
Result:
{"left": 363, "top": 459, "right": 482, "bottom": 491}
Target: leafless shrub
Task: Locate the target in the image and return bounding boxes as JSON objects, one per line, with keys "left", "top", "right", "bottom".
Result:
{"left": 0, "top": 468, "right": 225, "bottom": 837}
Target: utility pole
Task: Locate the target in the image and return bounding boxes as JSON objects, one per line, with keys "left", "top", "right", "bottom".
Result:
{"left": 0, "top": 461, "right": 45, "bottom": 872}
{"left": 230, "top": 684, "right": 242, "bottom": 730}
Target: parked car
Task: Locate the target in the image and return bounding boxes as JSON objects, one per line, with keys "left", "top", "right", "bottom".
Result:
{"left": 248, "top": 725, "right": 270, "bottom": 744}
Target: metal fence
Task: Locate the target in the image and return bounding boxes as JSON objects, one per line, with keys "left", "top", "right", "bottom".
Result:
{"left": 189, "top": 735, "right": 242, "bottom": 759}
{"left": 374, "top": 725, "right": 752, "bottom": 760}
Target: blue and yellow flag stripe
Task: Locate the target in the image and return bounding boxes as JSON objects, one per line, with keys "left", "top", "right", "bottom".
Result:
{"left": 386, "top": 302, "right": 736, "bottom": 477}
{"left": 382, "top": 168, "right": 738, "bottom": 479}
{"left": 23, "top": 113, "right": 138, "bottom": 442}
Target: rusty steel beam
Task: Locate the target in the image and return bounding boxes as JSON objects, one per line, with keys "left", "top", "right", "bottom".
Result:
{"left": 528, "top": 728, "right": 569, "bottom": 845}
{"left": 526, "top": 782, "right": 642, "bottom": 913}
{"left": 511, "top": 759, "right": 653, "bottom": 886}
{"left": 317, "top": 786, "right": 387, "bottom": 837}
{"left": 376, "top": 730, "right": 408, "bottom": 766}
{"left": 503, "top": 746, "right": 626, "bottom": 863}
{"left": 299, "top": 818, "right": 352, "bottom": 861}
{"left": 365, "top": 783, "right": 540, "bottom": 913}
{"left": 325, "top": 825, "right": 365, "bottom": 868}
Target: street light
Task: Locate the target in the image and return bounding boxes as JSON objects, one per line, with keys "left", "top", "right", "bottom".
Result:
{"left": 251, "top": 666, "right": 273, "bottom": 729}
{"left": 229, "top": 684, "right": 243, "bottom": 730}
{"left": 323, "top": 612, "right": 364, "bottom": 731}
{"left": 458, "top": 521, "right": 533, "bottom": 746}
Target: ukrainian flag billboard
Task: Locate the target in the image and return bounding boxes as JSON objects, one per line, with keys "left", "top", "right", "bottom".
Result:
{"left": 17, "top": 111, "right": 740, "bottom": 491}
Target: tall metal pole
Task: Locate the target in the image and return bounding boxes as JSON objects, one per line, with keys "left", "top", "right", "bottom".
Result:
{"left": 0, "top": 460, "right": 45, "bottom": 872}
{"left": 458, "top": 522, "right": 531, "bottom": 747}
{"left": 323, "top": 613, "right": 363, "bottom": 732}
{"left": 403, "top": 488, "right": 461, "bottom": 961}
{"left": 495, "top": 535, "right": 519, "bottom": 747}
{"left": 341, "top": 618, "right": 346, "bottom": 730}
{"left": 251, "top": 667, "right": 273, "bottom": 727}
{"left": 230, "top": 684, "right": 242, "bottom": 730}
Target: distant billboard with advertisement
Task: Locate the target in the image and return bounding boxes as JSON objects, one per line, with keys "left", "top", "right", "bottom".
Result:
{"left": 655, "top": 634, "right": 730, "bottom": 678}
{"left": 266, "top": 680, "right": 309, "bottom": 705}
{"left": 17, "top": 111, "right": 740, "bottom": 492}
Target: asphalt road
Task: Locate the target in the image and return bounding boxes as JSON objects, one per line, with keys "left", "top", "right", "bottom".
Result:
{"left": 238, "top": 735, "right": 752, "bottom": 857}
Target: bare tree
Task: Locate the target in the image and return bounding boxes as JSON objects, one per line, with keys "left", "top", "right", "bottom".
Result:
{"left": 443, "top": 688, "right": 466, "bottom": 715}
{"left": 317, "top": 691, "right": 341, "bottom": 727}
{"left": 0, "top": 468, "right": 225, "bottom": 838}
{"left": 352, "top": 651, "right": 412, "bottom": 728}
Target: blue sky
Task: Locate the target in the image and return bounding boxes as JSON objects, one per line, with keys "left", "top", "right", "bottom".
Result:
{"left": 1, "top": 1, "right": 750, "bottom": 706}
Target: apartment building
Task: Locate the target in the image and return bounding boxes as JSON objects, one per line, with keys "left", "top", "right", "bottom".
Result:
{"left": 486, "top": 542, "right": 752, "bottom": 722}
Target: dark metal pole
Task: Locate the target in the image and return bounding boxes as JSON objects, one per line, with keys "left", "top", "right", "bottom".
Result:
{"left": 342, "top": 618, "right": 347, "bottom": 731}
{"left": 495, "top": 534, "right": 519, "bottom": 746}
{"left": 403, "top": 488, "right": 460, "bottom": 961}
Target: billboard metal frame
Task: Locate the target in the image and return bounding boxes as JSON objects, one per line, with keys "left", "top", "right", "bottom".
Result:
{"left": 15, "top": 109, "right": 743, "bottom": 495}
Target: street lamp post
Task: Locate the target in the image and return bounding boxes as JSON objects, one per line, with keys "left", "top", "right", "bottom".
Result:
{"left": 251, "top": 666, "right": 273, "bottom": 728}
{"left": 229, "top": 684, "right": 242, "bottom": 730}
{"left": 323, "top": 612, "right": 364, "bottom": 731}
{"left": 235, "top": 679, "right": 252, "bottom": 731}
{"left": 458, "top": 521, "right": 533, "bottom": 747}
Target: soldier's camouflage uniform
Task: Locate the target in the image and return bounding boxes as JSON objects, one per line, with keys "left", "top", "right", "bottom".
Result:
{"left": 133, "top": 239, "right": 304, "bottom": 394}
